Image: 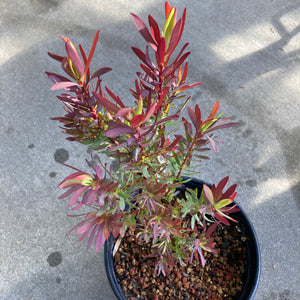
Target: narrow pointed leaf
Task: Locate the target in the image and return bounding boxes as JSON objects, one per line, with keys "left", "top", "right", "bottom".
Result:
{"left": 94, "top": 92, "right": 120, "bottom": 113}
{"left": 82, "top": 30, "right": 100, "bottom": 81}
{"left": 187, "top": 107, "right": 198, "bottom": 130}
{"left": 130, "top": 13, "right": 157, "bottom": 51}
{"left": 203, "top": 184, "right": 215, "bottom": 205}
{"left": 105, "top": 126, "right": 134, "bottom": 138}
{"left": 148, "top": 15, "right": 161, "bottom": 42}
{"left": 207, "top": 135, "right": 217, "bottom": 153}
{"left": 48, "top": 52, "right": 64, "bottom": 62}
{"left": 157, "top": 38, "right": 166, "bottom": 65}
{"left": 90, "top": 67, "right": 112, "bottom": 81}
{"left": 50, "top": 81, "right": 79, "bottom": 91}
{"left": 215, "top": 198, "right": 233, "bottom": 210}
{"left": 208, "top": 101, "right": 219, "bottom": 119}
{"left": 65, "top": 39, "right": 84, "bottom": 78}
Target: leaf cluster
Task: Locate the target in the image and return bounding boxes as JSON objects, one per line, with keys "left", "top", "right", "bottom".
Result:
{"left": 46, "top": 1, "right": 239, "bottom": 276}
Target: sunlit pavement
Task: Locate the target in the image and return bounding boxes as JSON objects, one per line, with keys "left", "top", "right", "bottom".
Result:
{"left": 1, "top": 1, "right": 299, "bottom": 299}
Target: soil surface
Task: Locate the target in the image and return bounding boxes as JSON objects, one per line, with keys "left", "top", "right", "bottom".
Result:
{"left": 114, "top": 223, "right": 248, "bottom": 300}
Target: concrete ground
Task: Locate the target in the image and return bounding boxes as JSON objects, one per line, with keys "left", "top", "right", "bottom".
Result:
{"left": 1, "top": 0, "right": 299, "bottom": 299}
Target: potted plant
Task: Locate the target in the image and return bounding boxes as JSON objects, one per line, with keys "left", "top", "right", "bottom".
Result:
{"left": 46, "top": 2, "right": 260, "bottom": 299}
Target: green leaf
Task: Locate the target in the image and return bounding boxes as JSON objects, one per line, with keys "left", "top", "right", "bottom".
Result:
{"left": 191, "top": 215, "right": 195, "bottom": 230}
{"left": 214, "top": 198, "right": 232, "bottom": 209}
{"left": 162, "top": 7, "right": 175, "bottom": 48}
{"left": 141, "top": 166, "right": 150, "bottom": 178}
{"left": 130, "top": 214, "right": 136, "bottom": 226}
{"left": 119, "top": 197, "right": 125, "bottom": 210}
{"left": 88, "top": 136, "right": 108, "bottom": 149}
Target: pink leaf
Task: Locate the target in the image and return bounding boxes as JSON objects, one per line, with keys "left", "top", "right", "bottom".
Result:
{"left": 87, "top": 226, "right": 98, "bottom": 249}
{"left": 76, "top": 220, "right": 95, "bottom": 235}
{"left": 68, "top": 186, "right": 88, "bottom": 206}
{"left": 45, "top": 72, "right": 71, "bottom": 84}
{"left": 95, "top": 165, "right": 103, "bottom": 179}
{"left": 207, "top": 135, "right": 217, "bottom": 153}
{"left": 203, "top": 184, "right": 215, "bottom": 205}
{"left": 95, "top": 224, "right": 106, "bottom": 252}
{"left": 66, "top": 217, "right": 93, "bottom": 237}
{"left": 63, "top": 39, "right": 84, "bottom": 78}
{"left": 115, "top": 107, "right": 132, "bottom": 119}
{"left": 59, "top": 185, "right": 80, "bottom": 199}
{"left": 105, "top": 126, "right": 134, "bottom": 138}
{"left": 50, "top": 81, "right": 79, "bottom": 91}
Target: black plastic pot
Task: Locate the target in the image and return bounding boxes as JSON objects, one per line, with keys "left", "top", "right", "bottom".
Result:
{"left": 104, "top": 178, "right": 261, "bottom": 300}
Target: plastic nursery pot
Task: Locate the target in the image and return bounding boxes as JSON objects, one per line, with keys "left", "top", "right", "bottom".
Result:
{"left": 104, "top": 178, "right": 261, "bottom": 300}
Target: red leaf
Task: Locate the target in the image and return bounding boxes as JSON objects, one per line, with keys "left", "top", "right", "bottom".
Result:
{"left": 131, "top": 13, "right": 157, "bottom": 51}
{"left": 94, "top": 92, "right": 120, "bottom": 113}
{"left": 131, "top": 114, "right": 144, "bottom": 128}
{"left": 156, "top": 87, "right": 169, "bottom": 110}
{"left": 140, "top": 64, "right": 157, "bottom": 81}
{"left": 187, "top": 107, "right": 199, "bottom": 130}
{"left": 170, "top": 8, "right": 186, "bottom": 55}
{"left": 208, "top": 101, "right": 219, "bottom": 119}
{"left": 165, "top": 2, "right": 172, "bottom": 19}
{"left": 132, "top": 47, "right": 147, "bottom": 65}
{"left": 170, "top": 42, "right": 189, "bottom": 66}
{"left": 167, "top": 16, "right": 184, "bottom": 57}
{"left": 172, "top": 51, "right": 191, "bottom": 74}
{"left": 222, "top": 184, "right": 237, "bottom": 200}
{"left": 182, "top": 117, "right": 193, "bottom": 139}
{"left": 166, "top": 135, "right": 182, "bottom": 151}
{"left": 48, "top": 52, "right": 64, "bottom": 62}
{"left": 215, "top": 176, "right": 229, "bottom": 198}
{"left": 82, "top": 30, "right": 100, "bottom": 81}
{"left": 195, "top": 104, "right": 202, "bottom": 123}
{"left": 105, "top": 87, "right": 125, "bottom": 108}
{"left": 182, "top": 62, "right": 188, "bottom": 82}
{"left": 79, "top": 44, "right": 89, "bottom": 81}
{"left": 157, "top": 38, "right": 166, "bottom": 65}
{"left": 148, "top": 15, "right": 161, "bottom": 43}
{"left": 143, "top": 101, "right": 156, "bottom": 123}
{"left": 90, "top": 67, "right": 112, "bottom": 81}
